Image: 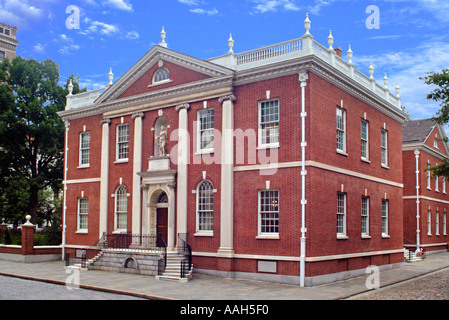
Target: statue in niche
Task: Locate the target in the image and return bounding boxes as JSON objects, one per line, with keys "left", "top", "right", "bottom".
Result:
{"left": 155, "top": 125, "right": 168, "bottom": 157}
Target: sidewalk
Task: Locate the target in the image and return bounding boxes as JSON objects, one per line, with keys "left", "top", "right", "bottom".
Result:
{"left": 0, "top": 252, "right": 448, "bottom": 300}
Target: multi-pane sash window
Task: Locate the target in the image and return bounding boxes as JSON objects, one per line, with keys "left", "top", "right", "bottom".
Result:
{"left": 115, "top": 185, "right": 128, "bottom": 231}
{"left": 198, "top": 109, "right": 215, "bottom": 151}
{"left": 117, "top": 124, "right": 129, "bottom": 160}
{"left": 427, "top": 164, "right": 431, "bottom": 189}
{"left": 436, "top": 211, "right": 440, "bottom": 235}
{"left": 444, "top": 212, "right": 447, "bottom": 235}
{"left": 382, "top": 199, "right": 389, "bottom": 235}
{"left": 336, "top": 108, "right": 346, "bottom": 152}
{"left": 361, "top": 197, "right": 369, "bottom": 235}
{"left": 0, "top": 51, "right": 5, "bottom": 62}
{"left": 381, "top": 129, "right": 388, "bottom": 166}
{"left": 78, "top": 198, "right": 88, "bottom": 231}
{"left": 427, "top": 210, "right": 432, "bottom": 235}
{"left": 361, "top": 120, "right": 369, "bottom": 160}
{"left": 153, "top": 67, "right": 170, "bottom": 83}
{"left": 80, "top": 131, "right": 91, "bottom": 166}
{"left": 197, "top": 180, "right": 214, "bottom": 232}
{"left": 443, "top": 177, "right": 446, "bottom": 193}
{"left": 259, "top": 190, "right": 279, "bottom": 234}
{"left": 436, "top": 175, "right": 439, "bottom": 192}
{"left": 259, "top": 100, "right": 279, "bottom": 146}
{"left": 337, "top": 193, "right": 346, "bottom": 236}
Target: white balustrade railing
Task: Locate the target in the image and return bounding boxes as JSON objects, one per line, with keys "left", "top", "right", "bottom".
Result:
{"left": 236, "top": 38, "right": 303, "bottom": 65}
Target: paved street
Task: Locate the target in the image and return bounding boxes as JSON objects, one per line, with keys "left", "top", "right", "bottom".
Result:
{"left": 0, "top": 275, "right": 146, "bottom": 300}
{"left": 349, "top": 268, "right": 449, "bottom": 300}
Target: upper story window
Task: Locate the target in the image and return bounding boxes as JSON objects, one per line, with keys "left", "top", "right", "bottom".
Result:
{"left": 198, "top": 109, "right": 215, "bottom": 152}
{"left": 336, "top": 107, "right": 346, "bottom": 153}
{"left": 4, "top": 29, "right": 10, "bottom": 36}
{"left": 77, "top": 198, "right": 89, "bottom": 232}
{"left": 153, "top": 67, "right": 170, "bottom": 84}
{"left": 434, "top": 136, "right": 439, "bottom": 148}
{"left": 0, "top": 51, "right": 5, "bottom": 62}
{"left": 337, "top": 192, "right": 347, "bottom": 237}
{"left": 79, "top": 131, "right": 91, "bottom": 166}
{"left": 427, "top": 163, "right": 431, "bottom": 190}
{"left": 361, "top": 119, "right": 369, "bottom": 160}
{"left": 381, "top": 129, "right": 388, "bottom": 167}
{"left": 116, "top": 124, "right": 129, "bottom": 161}
{"left": 382, "top": 199, "right": 389, "bottom": 236}
{"left": 259, "top": 99, "right": 279, "bottom": 147}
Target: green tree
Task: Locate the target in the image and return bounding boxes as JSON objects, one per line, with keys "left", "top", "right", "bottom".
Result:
{"left": 0, "top": 57, "right": 84, "bottom": 224}
{"left": 420, "top": 69, "right": 449, "bottom": 178}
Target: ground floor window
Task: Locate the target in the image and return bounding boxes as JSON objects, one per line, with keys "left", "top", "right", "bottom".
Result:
{"left": 115, "top": 185, "right": 128, "bottom": 231}
{"left": 77, "top": 198, "right": 88, "bottom": 231}
{"left": 337, "top": 193, "right": 346, "bottom": 236}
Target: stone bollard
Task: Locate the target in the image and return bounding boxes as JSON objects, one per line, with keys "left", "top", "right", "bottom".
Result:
{"left": 21, "top": 215, "right": 35, "bottom": 255}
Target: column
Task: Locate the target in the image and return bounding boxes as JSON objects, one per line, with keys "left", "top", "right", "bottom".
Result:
{"left": 132, "top": 112, "right": 144, "bottom": 236}
{"left": 175, "top": 103, "right": 190, "bottom": 242}
{"left": 168, "top": 183, "right": 176, "bottom": 251}
{"left": 218, "top": 95, "right": 236, "bottom": 256}
{"left": 99, "top": 118, "right": 111, "bottom": 238}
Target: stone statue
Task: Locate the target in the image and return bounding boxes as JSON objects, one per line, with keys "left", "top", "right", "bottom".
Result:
{"left": 155, "top": 126, "right": 168, "bottom": 156}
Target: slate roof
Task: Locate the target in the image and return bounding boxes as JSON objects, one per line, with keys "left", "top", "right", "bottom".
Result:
{"left": 402, "top": 119, "right": 436, "bottom": 143}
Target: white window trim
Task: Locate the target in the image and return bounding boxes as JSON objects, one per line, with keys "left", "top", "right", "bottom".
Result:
{"left": 77, "top": 198, "right": 88, "bottom": 233}
{"left": 443, "top": 177, "right": 446, "bottom": 194}
{"left": 116, "top": 123, "right": 129, "bottom": 162}
{"left": 435, "top": 174, "right": 439, "bottom": 192}
{"left": 114, "top": 185, "right": 128, "bottom": 232}
{"left": 336, "top": 107, "right": 346, "bottom": 154}
{"left": 79, "top": 131, "right": 90, "bottom": 168}
{"left": 382, "top": 199, "right": 389, "bottom": 237}
{"left": 361, "top": 119, "right": 369, "bottom": 161}
{"left": 381, "top": 129, "right": 388, "bottom": 168}
{"left": 257, "top": 189, "right": 280, "bottom": 238}
{"left": 427, "top": 164, "right": 431, "bottom": 190}
{"left": 196, "top": 108, "right": 215, "bottom": 154}
{"left": 258, "top": 99, "right": 280, "bottom": 149}
{"left": 337, "top": 193, "right": 347, "bottom": 239}
{"left": 195, "top": 180, "right": 214, "bottom": 236}
{"left": 436, "top": 211, "right": 440, "bottom": 235}
{"left": 427, "top": 210, "right": 432, "bottom": 236}
{"left": 361, "top": 196, "right": 370, "bottom": 237}
{"left": 152, "top": 67, "right": 171, "bottom": 85}
{"left": 443, "top": 211, "right": 447, "bottom": 235}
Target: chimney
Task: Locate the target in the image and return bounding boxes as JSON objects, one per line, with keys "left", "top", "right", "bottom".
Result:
{"left": 334, "top": 47, "right": 342, "bottom": 58}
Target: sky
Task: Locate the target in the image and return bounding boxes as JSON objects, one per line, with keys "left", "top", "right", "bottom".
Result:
{"left": 1, "top": 0, "right": 449, "bottom": 122}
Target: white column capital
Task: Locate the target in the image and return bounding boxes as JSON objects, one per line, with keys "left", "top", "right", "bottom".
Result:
{"left": 176, "top": 103, "right": 190, "bottom": 112}
{"left": 100, "top": 118, "right": 111, "bottom": 126}
{"left": 299, "top": 71, "right": 308, "bottom": 84}
{"left": 218, "top": 94, "right": 236, "bottom": 104}
{"left": 132, "top": 112, "right": 144, "bottom": 120}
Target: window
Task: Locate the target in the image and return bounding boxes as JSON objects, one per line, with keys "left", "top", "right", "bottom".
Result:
{"left": 153, "top": 67, "right": 170, "bottom": 84}
{"left": 381, "top": 129, "right": 388, "bottom": 166}
{"left": 427, "top": 164, "right": 431, "bottom": 189}
{"left": 117, "top": 124, "right": 129, "bottom": 160}
{"left": 4, "top": 29, "right": 10, "bottom": 36}
{"left": 361, "top": 120, "right": 369, "bottom": 160}
{"left": 79, "top": 131, "right": 91, "bottom": 166}
{"left": 198, "top": 109, "right": 215, "bottom": 152}
{"left": 0, "top": 51, "right": 4, "bottom": 62}
{"left": 196, "top": 180, "right": 214, "bottom": 233}
{"left": 259, "top": 190, "right": 279, "bottom": 235}
{"left": 434, "top": 137, "right": 439, "bottom": 148}
{"left": 444, "top": 211, "right": 447, "bottom": 235}
{"left": 436, "top": 211, "right": 440, "bottom": 235}
{"left": 337, "top": 193, "right": 346, "bottom": 236}
{"left": 436, "top": 175, "right": 439, "bottom": 192}
{"left": 78, "top": 198, "right": 88, "bottom": 231}
{"left": 382, "top": 199, "right": 389, "bottom": 236}
{"left": 336, "top": 108, "right": 346, "bottom": 152}
{"left": 361, "top": 197, "right": 369, "bottom": 236}
{"left": 427, "top": 210, "right": 432, "bottom": 235}
{"left": 115, "top": 185, "right": 128, "bottom": 231}
{"left": 443, "top": 177, "right": 446, "bottom": 194}
{"left": 259, "top": 99, "right": 279, "bottom": 146}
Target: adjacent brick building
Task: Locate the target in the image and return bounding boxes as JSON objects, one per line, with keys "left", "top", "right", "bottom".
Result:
{"left": 58, "top": 15, "right": 410, "bottom": 286}
{"left": 0, "top": 22, "right": 18, "bottom": 62}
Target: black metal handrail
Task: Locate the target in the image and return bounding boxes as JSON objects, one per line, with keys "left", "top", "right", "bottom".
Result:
{"left": 178, "top": 233, "right": 192, "bottom": 279}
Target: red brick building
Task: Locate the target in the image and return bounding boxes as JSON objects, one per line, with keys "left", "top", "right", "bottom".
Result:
{"left": 58, "top": 16, "right": 409, "bottom": 286}
{"left": 403, "top": 119, "right": 449, "bottom": 257}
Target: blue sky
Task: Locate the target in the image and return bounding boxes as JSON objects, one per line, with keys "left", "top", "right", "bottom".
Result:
{"left": 1, "top": 0, "right": 448, "bottom": 121}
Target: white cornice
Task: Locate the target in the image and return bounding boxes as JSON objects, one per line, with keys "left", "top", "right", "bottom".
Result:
{"left": 403, "top": 142, "right": 449, "bottom": 160}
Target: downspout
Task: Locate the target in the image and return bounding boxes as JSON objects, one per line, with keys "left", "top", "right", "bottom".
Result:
{"left": 299, "top": 71, "right": 308, "bottom": 287}
{"left": 62, "top": 120, "right": 70, "bottom": 260}
{"left": 414, "top": 149, "right": 421, "bottom": 253}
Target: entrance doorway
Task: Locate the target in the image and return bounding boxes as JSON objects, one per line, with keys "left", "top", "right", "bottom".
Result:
{"left": 157, "top": 207, "right": 168, "bottom": 245}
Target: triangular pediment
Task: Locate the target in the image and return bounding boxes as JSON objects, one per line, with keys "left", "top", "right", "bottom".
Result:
{"left": 96, "top": 45, "right": 234, "bottom": 104}
{"left": 423, "top": 124, "right": 449, "bottom": 158}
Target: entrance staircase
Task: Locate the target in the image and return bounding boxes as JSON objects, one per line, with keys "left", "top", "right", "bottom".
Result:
{"left": 156, "top": 251, "right": 193, "bottom": 283}
{"left": 404, "top": 247, "right": 425, "bottom": 262}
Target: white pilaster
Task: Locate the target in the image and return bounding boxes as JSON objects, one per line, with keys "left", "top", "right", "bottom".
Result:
{"left": 99, "top": 118, "right": 111, "bottom": 238}
{"left": 175, "top": 103, "right": 190, "bottom": 240}
{"left": 132, "top": 112, "right": 144, "bottom": 235}
{"left": 168, "top": 183, "right": 176, "bottom": 251}
{"left": 218, "top": 95, "right": 236, "bottom": 256}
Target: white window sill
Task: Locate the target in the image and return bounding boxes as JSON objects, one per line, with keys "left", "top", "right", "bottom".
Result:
{"left": 337, "top": 234, "right": 348, "bottom": 240}
{"left": 381, "top": 164, "right": 389, "bottom": 170}
{"left": 77, "top": 164, "right": 90, "bottom": 169}
{"left": 194, "top": 232, "right": 213, "bottom": 237}
{"left": 361, "top": 234, "right": 371, "bottom": 239}
{"left": 361, "top": 158, "right": 370, "bottom": 164}
{"left": 257, "top": 143, "right": 280, "bottom": 150}
{"left": 76, "top": 230, "right": 88, "bottom": 234}
{"left": 148, "top": 79, "right": 172, "bottom": 88}
{"left": 195, "top": 149, "right": 215, "bottom": 155}
{"left": 336, "top": 150, "right": 348, "bottom": 157}
{"left": 114, "top": 159, "right": 129, "bottom": 164}
{"left": 256, "top": 234, "right": 279, "bottom": 240}
{"left": 382, "top": 234, "right": 390, "bottom": 239}
{"left": 113, "top": 230, "right": 127, "bottom": 234}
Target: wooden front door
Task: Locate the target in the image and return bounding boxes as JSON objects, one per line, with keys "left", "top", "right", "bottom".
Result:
{"left": 156, "top": 207, "right": 168, "bottom": 245}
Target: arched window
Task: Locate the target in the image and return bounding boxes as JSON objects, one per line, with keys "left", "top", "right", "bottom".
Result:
{"left": 196, "top": 180, "right": 214, "bottom": 232}
{"left": 115, "top": 185, "right": 128, "bottom": 231}
{"left": 157, "top": 191, "right": 168, "bottom": 204}
{"left": 153, "top": 67, "right": 170, "bottom": 84}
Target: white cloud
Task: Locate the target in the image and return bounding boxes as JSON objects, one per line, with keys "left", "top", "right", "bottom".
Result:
{"left": 190, "top": 8, "right": 218, "bottom": 15}
{"left": 33, "top": 43, "right": 45, "bottom": 53}
{"left": 0, "top": 0, "right": 50, "bottom": 26}
{"left": 85, "top": 21, "right": 120, "bottom": 35}
{"left": 178, "top": 0, "right": 201, "bottom": 5}
{"left": 125, "top": 30, "right": 139, "bottom": 40}
{"left": 252, "top": 0, "right": 300, "bottom": 13}
{"left": 102, "top": 0, "right": 133, "bottom": 12}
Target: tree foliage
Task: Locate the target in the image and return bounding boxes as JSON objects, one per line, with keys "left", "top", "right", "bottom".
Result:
{"left": 0, "top": 56, "right": 84, "bottom": 225}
